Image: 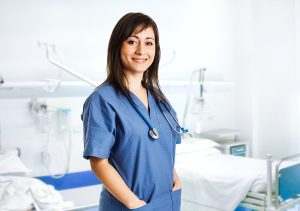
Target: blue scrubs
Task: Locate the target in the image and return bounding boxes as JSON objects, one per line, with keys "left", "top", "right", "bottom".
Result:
{"left": 82, "top": 83, "right": 181, "bottom": 211}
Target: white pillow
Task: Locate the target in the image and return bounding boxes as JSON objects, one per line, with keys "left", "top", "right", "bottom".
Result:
{"left": 176, "top": 148, "right": 221, "bottom": 163}
{"left": 0, "top": 151, "right": 31, "bottom": 175}
{"left": 176, "top": 138, "right": 219, "bottom": 154}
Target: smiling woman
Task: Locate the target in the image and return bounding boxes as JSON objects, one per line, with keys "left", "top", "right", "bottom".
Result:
{"left": 81, "top": 12, "right": 182, "bottom": 211}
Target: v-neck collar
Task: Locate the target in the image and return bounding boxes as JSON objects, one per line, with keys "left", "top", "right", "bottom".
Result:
{"left": 129, "top": 90, "right": 153, "bottom": 118}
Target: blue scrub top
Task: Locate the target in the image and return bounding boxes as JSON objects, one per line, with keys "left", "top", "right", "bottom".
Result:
{"left": 82, "top": 83, "right": 181, "bottom": 205}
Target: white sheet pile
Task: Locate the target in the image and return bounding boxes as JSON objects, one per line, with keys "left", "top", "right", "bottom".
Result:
{"left": 0, "top": 150, "right": 73, "bottom": 210}
{"left": 175, "top": 138, "right": 271, "bottom": 211}
{"left": 0, "top": 176, "right": 74, "bottom": 211}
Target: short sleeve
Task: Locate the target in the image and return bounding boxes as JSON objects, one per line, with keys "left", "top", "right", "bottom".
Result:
{"left": 81, "top": 92, "right": 116, "bottom": 159}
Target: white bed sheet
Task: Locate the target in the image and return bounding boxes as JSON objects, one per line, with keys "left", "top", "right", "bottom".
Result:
{"left": 175, "top": 152, "right": 271, "bottom": 211}
{"left": 0, "top": 176, "right": 74, "bottom": 210}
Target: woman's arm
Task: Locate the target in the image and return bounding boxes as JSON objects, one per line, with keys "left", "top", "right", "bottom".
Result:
{"left": 173, "top": 168, "right": 182, "bottom": 191}
{"left": 90, "top": 157, "right": 146, "bottom": 209}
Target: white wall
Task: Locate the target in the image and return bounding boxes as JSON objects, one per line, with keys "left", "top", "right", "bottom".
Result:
{"left": 0, "top": 0, "right": 237, "bottom": 82}
{"left": 251, "top": 0, "right": 299, "bottom": 159}
{"left": 231, "top": 0, "right": 254, "bottom": 149}
{"left": 234, "top": 0, "right": 300, "bottom": 159}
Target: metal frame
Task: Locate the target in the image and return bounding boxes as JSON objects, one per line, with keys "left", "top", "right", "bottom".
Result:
{"left": 241, "top": 153, "right": 300, "bottom": 211}
{"left": 38, "top": 41, "right": 98, "bottom": 88}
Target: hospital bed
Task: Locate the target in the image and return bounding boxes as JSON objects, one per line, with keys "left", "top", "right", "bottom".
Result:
{"left": 175, "top": 138, "right": 300, "bottom": 211}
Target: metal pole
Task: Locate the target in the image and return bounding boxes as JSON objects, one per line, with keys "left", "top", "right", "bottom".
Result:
{"left": 266, "top": 154, "right": 273, "bottom": 208}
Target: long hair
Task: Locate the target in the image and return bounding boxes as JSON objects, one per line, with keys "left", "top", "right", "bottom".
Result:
{"left": 104, "top": 12, "right": 168, "bottom": 106}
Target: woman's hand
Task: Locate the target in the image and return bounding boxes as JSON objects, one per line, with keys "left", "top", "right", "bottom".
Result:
{"left": 90, "top": 157, "right": 146, "bottom": 209}
{"left": 172, "top": 168, "right": 182, "bottom": 191}
{"left": 127, "top": 199, "right": 147, "bottom": 209}
{"left": 172, "top": 178, "right": 182, "bottom": 191}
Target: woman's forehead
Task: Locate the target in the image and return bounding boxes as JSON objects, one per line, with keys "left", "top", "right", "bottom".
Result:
{"left": 130, "top": 26, "right": 155, "bottom": 38}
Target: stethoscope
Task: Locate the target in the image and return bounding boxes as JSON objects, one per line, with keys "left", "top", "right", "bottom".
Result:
{"left": 126, "top": 95, "right": 189, "bottom": 140}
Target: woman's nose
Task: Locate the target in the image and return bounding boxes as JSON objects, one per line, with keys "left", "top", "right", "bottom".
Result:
{"left": 135, "top": 43, "right": 146, "bottom": 55}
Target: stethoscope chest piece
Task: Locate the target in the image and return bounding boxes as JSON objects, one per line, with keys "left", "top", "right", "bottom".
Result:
{"left": 125, "top": 94, "right": 188, "bottom": 140}
{"left": 149, "top": 128, "right": 159, "bottom": 140}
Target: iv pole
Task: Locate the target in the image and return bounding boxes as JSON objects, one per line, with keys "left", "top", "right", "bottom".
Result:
{"left": 182, "top": 68, "right": 206, "bottom": 130}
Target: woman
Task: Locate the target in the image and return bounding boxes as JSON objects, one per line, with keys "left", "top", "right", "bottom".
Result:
{"left": 82, "top": 12, "right": 182, "bottom": 211}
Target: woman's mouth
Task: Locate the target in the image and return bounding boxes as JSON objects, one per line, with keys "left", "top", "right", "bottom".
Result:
{"left": 132, "top": 58, "right": 147, "bottom": 63}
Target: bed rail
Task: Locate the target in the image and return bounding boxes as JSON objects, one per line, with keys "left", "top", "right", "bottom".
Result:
{"left": 274, "top": 153, "right": 300, "bottom": 208}
{"left": 266, "top": 154, "right": 273, "bottom": 208}
{"left": 241, "top": 153, "right": 300, "bottom": 211}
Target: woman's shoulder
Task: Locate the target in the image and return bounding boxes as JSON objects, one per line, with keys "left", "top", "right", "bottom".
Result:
{"left": 94, "top": 82, "right": 116, "bottom": 95}
{"left": 81, "top": 83, "right": 118, "bottom": 120}
{"left": 86, "top": 82, "right": 119, "bottom": 104}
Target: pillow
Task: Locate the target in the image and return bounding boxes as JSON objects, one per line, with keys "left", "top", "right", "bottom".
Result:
{"left": 176, "top": 138, "right": 219, "bottom": 154}
{"left": 176, "top": 148, "right": 222, "bottom": 163}
{"left": 0, "top": 150, "right": 31, "bottom": 175}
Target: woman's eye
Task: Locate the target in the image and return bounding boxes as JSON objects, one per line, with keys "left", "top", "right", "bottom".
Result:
{"left": 128, "top": 40, "right": 136, "bottom": 45}
{"left": 146, "top": 42, "right": 154, "bottom": 46}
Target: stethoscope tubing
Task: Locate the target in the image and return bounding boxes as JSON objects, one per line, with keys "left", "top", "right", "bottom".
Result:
{"left": 125, "top": 94, "right": 188, "bottom": 140}
{"left": 126, "top": 96, "right": 155, "bottom": 130}
{"left": 158, "top": 103, "right": 188, "bottom": 136}
{"left": 161, "top": 110, "right": 182, "bottom": 135}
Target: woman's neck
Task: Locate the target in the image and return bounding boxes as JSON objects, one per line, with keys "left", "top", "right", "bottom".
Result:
{"left": 125, "top": 73, "right": 144, "bottom": 92}
{"left": 125, "top": 72, "right": 149, "bottom": 110}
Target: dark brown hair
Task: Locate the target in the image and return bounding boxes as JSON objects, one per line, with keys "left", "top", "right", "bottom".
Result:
{"left": 103, "top": 12, "right": 168, "bottom": 106}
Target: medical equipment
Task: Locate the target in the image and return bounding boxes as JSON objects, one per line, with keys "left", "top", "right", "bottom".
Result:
{"left": 125, "top": 95, "right": 188, "bottom": 140}
{"left": 182, "top": 68, "right": 206, "bottom": 136}
{"left": 29, "top": 99, "right": 72, "bottom": 178}
{"left": 38, "top": 41, "right": 97, "bottom": 88}
{"left": 41, "top": 107, "right": 72, "bottom": 179}
{"left": 29, "top": 99, "right": 48, "bottom": 132}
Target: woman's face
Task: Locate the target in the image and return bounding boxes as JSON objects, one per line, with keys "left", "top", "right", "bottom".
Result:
{"left": 120, "top": 27, "right": 156, "bottom": 76}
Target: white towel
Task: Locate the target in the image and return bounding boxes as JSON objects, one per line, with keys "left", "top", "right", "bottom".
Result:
{"left": 0, "top": 176, "right": 73, "bottom": 211}
{"left": 0, "top": 177, "right": 32, "bottom": 210}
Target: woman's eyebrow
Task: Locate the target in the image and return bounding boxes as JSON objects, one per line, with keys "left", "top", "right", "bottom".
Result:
{"left": 129, "top": 35, "right": 155, "bottom": 41}
{"left": 146, "top": 37, "right": 155, "bottom": 41}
